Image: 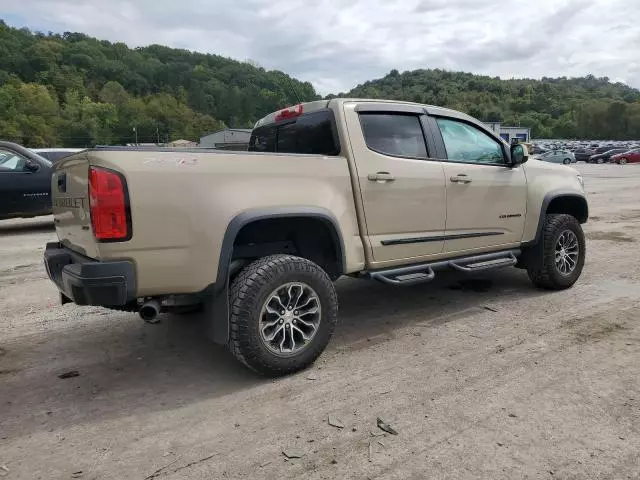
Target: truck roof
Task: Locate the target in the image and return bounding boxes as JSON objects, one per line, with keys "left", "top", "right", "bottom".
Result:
{"left": 253, "top": 98, "right": 475, "bottom": 129}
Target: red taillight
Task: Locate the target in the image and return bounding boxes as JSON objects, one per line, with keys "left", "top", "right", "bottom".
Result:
{"left": 88, "top": 166, "right": 130, "bottom": 241}
{"left": 275, "top": 104, "right": 303, "bottom": 122}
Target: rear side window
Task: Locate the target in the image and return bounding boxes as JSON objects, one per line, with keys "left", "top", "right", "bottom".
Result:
{"left": 249, "top": 110, "right": 339, "bottom": 155}
{"left": 359, "top": 113, "right": 428, "bottom": 159}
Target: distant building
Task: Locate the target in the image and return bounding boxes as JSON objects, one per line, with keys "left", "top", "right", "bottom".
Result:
{"left": 200, "top": 128, "right": 252, "bottom": 150}
{"left": 484, "top": 122, "right": 531, "bottom": 143}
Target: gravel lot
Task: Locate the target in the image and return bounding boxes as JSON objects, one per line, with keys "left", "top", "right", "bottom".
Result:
{"left": 1, "top": 164, "right": 639, "bottom": 480}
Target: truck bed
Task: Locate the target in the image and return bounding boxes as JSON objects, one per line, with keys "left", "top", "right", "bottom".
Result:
{"left": 51, "top": 148, "right": 362, "bottom": 297}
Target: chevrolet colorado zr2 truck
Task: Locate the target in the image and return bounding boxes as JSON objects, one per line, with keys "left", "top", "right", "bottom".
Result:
{"left": 44, "top": 99, "right": 588, "bottom": 376}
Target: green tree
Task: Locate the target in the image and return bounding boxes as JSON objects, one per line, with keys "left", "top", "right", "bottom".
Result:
{"left": 59, "top": 91, "right": 117, "bottom": 146}
{"left": 0, "top": 20, "right": 320, "bottom": 146}
{"left": 0, "top": 80, "right": 58, "bottom": 145}
{"left": 345, "top": 68, "right": 640, "bottom": 139}
{"left": 1, "top": 20, "right": 639, "bottom": 144}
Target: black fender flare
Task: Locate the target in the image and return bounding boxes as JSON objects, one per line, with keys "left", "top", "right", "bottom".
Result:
{"left": 522, "top": 190, "right": 588, "bottom": 249}
{"left": 206, "top": 207, "right": 346, "bottom": 344}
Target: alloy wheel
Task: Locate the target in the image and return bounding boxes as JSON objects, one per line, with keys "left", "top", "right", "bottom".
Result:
{"left": 555, "top": 230, "right": 580, "bottom": 275}
{"left": 259, "top": 282, "right": 321, "bottom": 356}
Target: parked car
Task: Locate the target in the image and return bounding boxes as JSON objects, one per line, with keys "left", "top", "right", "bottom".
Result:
{"left": 588, "top": 148, "right": 628, "bottom": 164}
{"left": 0, "top": 141, "right": 53, "bottom": 220}
{"left": 595, "top": 146, "right": 613, "bottom": 153}
{"left": 610, "top": 149, "right": 640, "bottom": 164}
{"left": 44, "top": 98, "right": 588, "bottom": 376}
{"left": 30, "top": 148, "right": 84, "bottom": 162}
{"left": 530, "top": 145, "right": 548, "bottom": 154}
{"left": 537, "top": 150, "right": 576, "bottom": 164}
{"left": 574, "top": 149, "right": 595, "bottom": 162}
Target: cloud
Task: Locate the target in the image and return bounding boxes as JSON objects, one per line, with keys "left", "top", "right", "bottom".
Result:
{"left": 1, "top": 0, "right": 639, "bottom": 94}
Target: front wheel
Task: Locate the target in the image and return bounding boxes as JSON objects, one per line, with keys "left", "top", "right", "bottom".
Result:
{"left": 526, "top": 214, "right": 586, "bottom": 290}
{"left": 619, "top": 158, "right": 628, "bottom": 165}
{"left": 228, "top": 254, "right": 338, "bottom": 376}
{"left": 597, "top": 158, "right": 604, "bottom": 164}
{"left": 563, "top": 158, "right": 571, "bottom": 165}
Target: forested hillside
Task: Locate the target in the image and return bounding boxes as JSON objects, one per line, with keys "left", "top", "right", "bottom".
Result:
{"left": 0, "top": 21, "right": 317, "bottom": 147}
{"left": 338, "top": 69, "right": 640, "bottom": 139}
{"left": 2, "top": 21, "right": 640, "bottom": 147}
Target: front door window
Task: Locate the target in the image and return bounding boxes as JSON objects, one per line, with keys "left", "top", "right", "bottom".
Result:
{"left": 0, "top": 149, "right": 29, "bottom": 172}
{"left": 436, "top": 118, "right": 506, "bottom": 165}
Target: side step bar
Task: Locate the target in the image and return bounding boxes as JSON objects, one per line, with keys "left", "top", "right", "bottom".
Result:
{"left": 449, "top": 251, "right": 518, "bottom": 272}
{"left": 368, "top": 250, "right": 520, "bottom": 286}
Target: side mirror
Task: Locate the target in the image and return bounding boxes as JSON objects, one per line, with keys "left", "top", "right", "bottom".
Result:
{"left": 24, "top": 160, "right": 40, "bottom": 172}
{"left": 510, "top": 144, "right": 528, "bottom": 166}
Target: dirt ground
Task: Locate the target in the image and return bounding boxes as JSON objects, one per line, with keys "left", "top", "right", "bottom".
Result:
{"left": 1, "top": 164, "right": 640, "bottom": 480}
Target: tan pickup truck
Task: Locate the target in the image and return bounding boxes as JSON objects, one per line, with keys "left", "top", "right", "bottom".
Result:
{"left": 44, "top": 98, "right": 588, "bottom": 375}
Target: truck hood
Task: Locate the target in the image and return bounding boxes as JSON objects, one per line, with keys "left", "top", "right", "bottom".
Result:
{"left": 523, "top": 158, "right": 585, "bottom": 193}
{"left": 525, "top": 157, "right": 579, "bottom": 175}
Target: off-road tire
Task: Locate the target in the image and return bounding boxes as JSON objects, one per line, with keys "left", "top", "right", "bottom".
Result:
{"left": 526, "top": 214, "right": 585, "bottom": 290}
{"left": 228, "top": 254, "right": 338, "bottom": 376}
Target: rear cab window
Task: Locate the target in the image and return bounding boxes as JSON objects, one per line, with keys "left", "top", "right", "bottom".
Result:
{"left": 358, "top": 113, "right": 428, "bottom": 159}
{"left": 249, "top": 109, "right": 340, "bottom": 156}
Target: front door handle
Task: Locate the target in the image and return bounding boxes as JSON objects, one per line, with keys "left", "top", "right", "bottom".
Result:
{"left": 368, "top": 172, "right": 395, "bottom": 182}
{"left": 450, "top": 174, "right": 472, "bottom": 184}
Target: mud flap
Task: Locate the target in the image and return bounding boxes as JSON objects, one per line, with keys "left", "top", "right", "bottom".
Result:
{"left": 517, "top": 240, "right": 543, "bottom": 270}
{"left": 201, "top": 283, "right": 230, "bottom": 344}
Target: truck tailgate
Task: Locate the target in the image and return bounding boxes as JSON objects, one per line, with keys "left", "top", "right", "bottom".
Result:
{"left": 51, "top": 154, "right": 100, "bottom": 259}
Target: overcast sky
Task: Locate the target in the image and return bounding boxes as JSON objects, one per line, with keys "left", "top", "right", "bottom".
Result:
{"left": 2, "top": 0, "right": 639, "bottom": 95}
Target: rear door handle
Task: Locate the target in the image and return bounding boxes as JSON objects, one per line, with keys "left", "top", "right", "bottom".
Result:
{"left": 368, "top": 172, "right": 395, "bottom": 182}
{"left": 450, "top": 174, "right": 472, "bottom": 184}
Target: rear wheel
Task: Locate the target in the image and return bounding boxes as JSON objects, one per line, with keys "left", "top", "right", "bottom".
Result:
{"left": 228, "top": 254, "right": 338, "bottom": 376}
{"left": 526, "top": 214, "right": 586, "bottom": 290}
{"left": 596, "top": 157, "right": 604, "bottom": 164}
{"left": 619, "top": 158, "right": 628, "bottom": 165}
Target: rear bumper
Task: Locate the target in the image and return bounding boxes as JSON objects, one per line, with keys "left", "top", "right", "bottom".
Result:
{"left": 44, "top": 242, "right": 136, "bottom": 306}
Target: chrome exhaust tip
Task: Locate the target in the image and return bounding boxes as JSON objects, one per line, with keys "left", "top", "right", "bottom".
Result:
{"left": 139, "top": 299, "right": 161, "bottom": 323}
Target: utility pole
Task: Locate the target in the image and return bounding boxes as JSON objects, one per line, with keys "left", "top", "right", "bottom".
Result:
{"left": 133, "top": 126, "right": 138, "bottom": 145}
{"left": 156, "top": 127, "right": 160, "bottom": 145}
